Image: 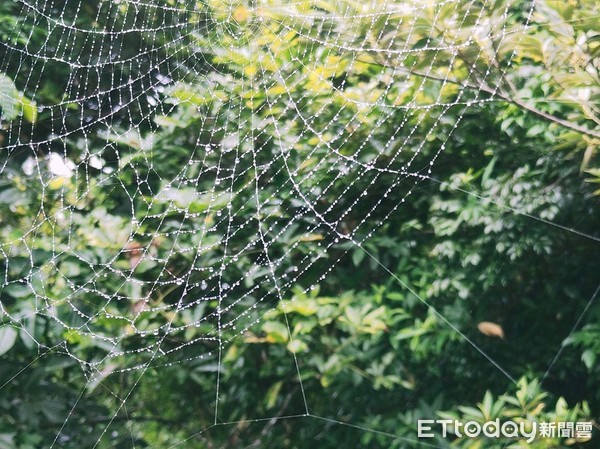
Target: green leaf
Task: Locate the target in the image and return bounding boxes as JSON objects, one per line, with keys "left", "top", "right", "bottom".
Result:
{"left": 0, "top": 74, "right": 20, "bottom": 120}
{"left": 517, "top": 36, "right": 544, "bottom": 63}
{"left": 265, "top": 381, "right": 283, "bottom": 409}
{"left": 0, "top": 73, "right": 36, "bottom": 122}
{"left": 287, "top": 338, "right": 308, "bottom": 353}
{"left": 20, "top": 95, "right": 37, "bottom": 123}
{"left": 457, "top": 406, "right": 484, "bottom": 419}
{"left": 582, "top": 350, "right": 596, "bottom": 370}
{"left": 262, "top": 321, "right": 289, "bottom": 343}
{"left": 0, "top": 326, "right": 18, "bottom": 356}
{"left": 352, "top": 249, "right": 365, "bottom": 266}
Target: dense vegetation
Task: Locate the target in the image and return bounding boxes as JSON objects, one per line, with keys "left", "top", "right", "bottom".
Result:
{"left": 0, "top": 0, "right": 599, "bottom": 448}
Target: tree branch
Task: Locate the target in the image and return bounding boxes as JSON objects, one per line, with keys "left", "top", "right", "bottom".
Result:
{"left": 363, "top": 56, "right": 600, "bottom": 139}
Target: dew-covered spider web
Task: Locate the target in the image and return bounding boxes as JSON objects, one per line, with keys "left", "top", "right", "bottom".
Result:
{"left": 1, "top": 0, "right": 599, "bottom": 447}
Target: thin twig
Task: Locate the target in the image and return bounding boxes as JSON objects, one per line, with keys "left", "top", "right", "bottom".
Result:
{"left": 362, "top": 56, "right": 600, "bottom": 139}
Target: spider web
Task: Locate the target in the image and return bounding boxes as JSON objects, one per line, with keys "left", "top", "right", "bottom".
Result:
{"left": 1, "top": 0, "right": 597, "bottom": 447}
